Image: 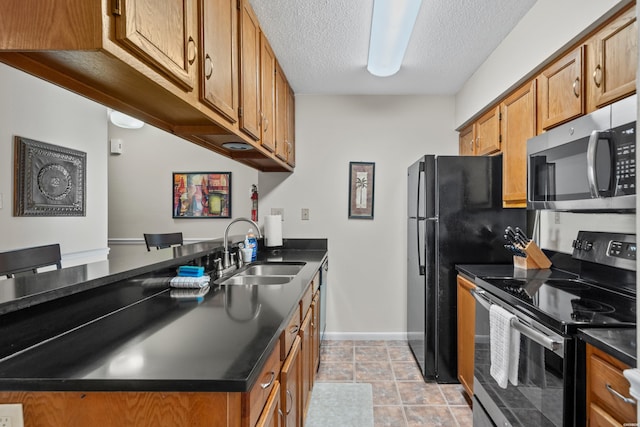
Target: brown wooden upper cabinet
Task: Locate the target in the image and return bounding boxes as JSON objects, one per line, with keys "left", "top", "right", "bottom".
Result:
{"left": 538, "top": 46, "right": 584, "bottom": 131}
{"left": 114, "top": 0, "right": 197, "bottom": 91}
{"left": 260, "top": 33, "right": 277, "bottom": 153}
{"left": 238, "top": 0, "right": 262, "bottom": 141}
{"left": 475, "top": 106, "right": 501, "bottom": 155}
{"left": 500, "top": 80, "right": 536, "bottom": 208}
{"left": 586, "top": 4, "right": 637, "bottom": 112}
{"left": 198, "top": 0, "right": 238, "bottom": 123}
{"left": 458, "top": 124, "right": 475, "bottom": 155}
{"left": 275, "top": 62, "right": 288, "bottom": 162}
{"left": 286, "top": 87, "right": 296, "bottom": 167}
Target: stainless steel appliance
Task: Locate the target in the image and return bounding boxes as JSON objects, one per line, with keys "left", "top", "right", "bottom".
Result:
{"left": 527, "top": 95, "right": 636, "bottom": 212}
{"left": 471, "top": 231, "right": 636, "bottom": 426}
{"left": 407, "top": 155, "right": 525, "bottom": 383}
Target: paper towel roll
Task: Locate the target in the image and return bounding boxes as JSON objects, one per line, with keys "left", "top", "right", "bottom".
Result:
{"left": 264, "top": 215, "right": 283, "bottom": 247}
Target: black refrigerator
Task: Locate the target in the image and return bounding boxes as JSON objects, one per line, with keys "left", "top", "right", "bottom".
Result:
{"left": 407, "top": 154, "right": 525, "bottom": 383}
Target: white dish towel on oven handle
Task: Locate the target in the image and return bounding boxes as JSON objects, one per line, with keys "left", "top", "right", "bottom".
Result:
{"left": 489, "top": 304, "right": 520, "bottom": 388}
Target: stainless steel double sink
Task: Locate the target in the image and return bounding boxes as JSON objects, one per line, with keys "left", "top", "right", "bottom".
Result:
{"left": 217, "top": 262, "right": 306, "bottom": 286}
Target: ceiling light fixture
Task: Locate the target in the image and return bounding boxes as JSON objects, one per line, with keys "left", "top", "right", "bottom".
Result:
{"left": 367, "top": 0, "right": 423, "bottom": 77}
{"left": 109, "top": 110, "right": 145, "bottom": 129}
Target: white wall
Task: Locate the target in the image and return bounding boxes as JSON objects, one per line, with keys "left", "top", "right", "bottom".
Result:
{"left": 107, "top": 123, "right": 259, "bottom": 245}
{"left": 0, "top": 63, "right": 109, "bottom": 265}
{"left": 259, "top": 95, "right": 457, "bottom": 338}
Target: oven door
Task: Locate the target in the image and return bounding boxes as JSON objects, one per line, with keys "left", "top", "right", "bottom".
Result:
{"left": 472, "top": 288, "right": 570, "bottom": 427}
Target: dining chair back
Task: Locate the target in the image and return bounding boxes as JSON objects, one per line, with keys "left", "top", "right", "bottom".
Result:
{"left": 144, "top": 232, "right": 184, "bottom": 251}
{"left": 0, "top": 244, "right": 62, "bottom": 278}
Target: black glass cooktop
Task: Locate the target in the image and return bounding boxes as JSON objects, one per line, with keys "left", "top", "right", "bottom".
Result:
{"left": 477, "top": 276, "right": 636, "bottom": 334}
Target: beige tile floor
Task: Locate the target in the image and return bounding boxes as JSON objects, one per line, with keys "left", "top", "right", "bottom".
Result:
{"left": 316, "top": 340, "right": 473, "bottom": 427}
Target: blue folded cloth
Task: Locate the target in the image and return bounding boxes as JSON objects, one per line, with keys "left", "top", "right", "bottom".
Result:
{"left": 177, "top": 265, "right": 205, "bottom": 277}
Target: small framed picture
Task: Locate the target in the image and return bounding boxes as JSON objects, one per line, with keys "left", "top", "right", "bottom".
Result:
{"left": 173, "top": 172, "right": 231, "bottom": 218}
{"left": 348, "top": 162, "right": 375, "bottom": 219}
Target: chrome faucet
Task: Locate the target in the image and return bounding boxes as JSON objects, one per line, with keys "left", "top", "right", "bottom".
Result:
{"left": 223, "top": 217, "right": 262, "bottom": 270}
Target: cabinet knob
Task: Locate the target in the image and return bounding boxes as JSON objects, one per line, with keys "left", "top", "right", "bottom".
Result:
{"left": 205, "top": 54, "right": 213, "bottom": 80}
{"left": 593, "top": 64, "right": 602, "bottom": 88}
{"left": 572, "top": 77, "right": 580, "bottom": 98}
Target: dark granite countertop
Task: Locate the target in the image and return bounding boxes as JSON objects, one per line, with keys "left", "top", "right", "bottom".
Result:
{"left": 578, "top": 328, "right": 637, "bottom": 367}
{"left": 0, "top": 239, "right": 327, "bottom": 393}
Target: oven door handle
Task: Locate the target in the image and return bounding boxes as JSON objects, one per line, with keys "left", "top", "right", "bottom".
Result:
{"left": 470, "top": 288, "right": 562, "bottom": 352}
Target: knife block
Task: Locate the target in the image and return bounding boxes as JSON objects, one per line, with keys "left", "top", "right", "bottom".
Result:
{"left": 513, "top": 241, "right": 552, "bottom": 270}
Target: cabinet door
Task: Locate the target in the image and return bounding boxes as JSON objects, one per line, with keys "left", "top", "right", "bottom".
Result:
{"left": 238, "top": 0, "right": 262, "bottom": 140}
{"left": 286, "top": 87, "right": 296, "bottom": 167}
{"left": 456, "top": 275, "right": 476, "bottom": 398}
{"left": 115, "top": 0, "right": 196, "bottom": 90}
{"left": 475, "top": 106, "right": 501, "bottom": 155}
{"left": 538, "top": 46, "right": 584, "bottom": 130}
{"left": 589, "top": 403, "right": 624, "bottom": 427}
{"left": 501, "top": 80, "right": 536, "bottom": 208}
{"left": 260, "top": 33, "right": 276, "bottom": 152}
{"left": 458, "top": 124, "right": 475, "bottom": 155}
{"left": 281, "top": 337, "right": 301, "bottom": 427}
{"left": 255, "top": 381, "right": 282, "bottom": 427}
{"left": 312, "top": 292, "right": 321, "bottom": 373}
{"left": 299, "top": 310, "right": 313, "bottom": 417}
{"left": 587, "top": 5, "right": 637, "bottom": 112}
{"left": 275, "top": 63, "right": 288, "bottom": 161}
{"left": 199, "top": 0, "right": 238, "bottom": 122}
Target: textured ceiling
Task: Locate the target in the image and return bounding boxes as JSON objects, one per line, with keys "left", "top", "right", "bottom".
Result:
{"left": 249, "top": 0, "right": 537, "bottom": 95}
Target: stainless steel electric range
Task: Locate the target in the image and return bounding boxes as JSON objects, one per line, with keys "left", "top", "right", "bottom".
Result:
{"left": 470, "top": 231, "right": 636, "bottom": 427}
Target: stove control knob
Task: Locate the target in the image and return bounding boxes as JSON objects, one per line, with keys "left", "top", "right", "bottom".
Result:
{"left": 583, "top": 241, "right": 593, "bottom": 251}
{"left": 572, "top": 239, "right": 581, "bottom": 249}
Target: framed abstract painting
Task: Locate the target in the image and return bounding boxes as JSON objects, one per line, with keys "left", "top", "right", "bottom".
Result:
{"left": 173, "top": 172, "right": 231, "bottom": 218}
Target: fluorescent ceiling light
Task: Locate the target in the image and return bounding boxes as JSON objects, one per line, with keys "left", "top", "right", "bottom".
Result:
{"left": 109, "top": 110, "right": 145, "bottom": 129}
{"left": 367, "top": 0, "right": 423, "bottom": 77}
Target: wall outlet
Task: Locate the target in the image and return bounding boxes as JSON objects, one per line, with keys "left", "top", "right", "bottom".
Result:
{"left": 0, "top": 404, "right": 24, "bottom": 427}
{"left": 301, "top": 208, "right": 310, "bottom": 220}
{"left": 271, "top": 208, "right": 285, "bottom": 221}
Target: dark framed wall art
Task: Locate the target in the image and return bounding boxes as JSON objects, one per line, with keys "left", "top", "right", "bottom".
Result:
{"left": 173, "top": 172, "right": 231, "bottom": 218}
{"left": 348, "top": 161, "right": 375, "bottom": 219}
{"left": 14, "top": 136, "right": 86, "bottom": 216}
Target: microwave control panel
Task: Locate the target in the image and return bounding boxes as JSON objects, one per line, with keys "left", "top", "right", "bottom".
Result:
{"left": 614, "top": 122, "right": 636, "bottom": 196}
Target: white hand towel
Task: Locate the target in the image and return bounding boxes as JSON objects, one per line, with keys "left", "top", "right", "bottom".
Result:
{"left": 170, "top": 275, "right": 211, "bottom": 288}
{"left": 489, "top": 304, "right": 519, "bottom": 388}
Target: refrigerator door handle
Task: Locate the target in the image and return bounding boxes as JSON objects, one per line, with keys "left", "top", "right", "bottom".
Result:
{"left": 418, "top": 218, "right": 426, "bottom": 275}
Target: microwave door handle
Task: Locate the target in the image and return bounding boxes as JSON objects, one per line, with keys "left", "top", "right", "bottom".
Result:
{"left": 587, "top": 130, "right": 601, "bottom": 198}
{"left": 587, "top": 130, "right": 613, "bottom": 197}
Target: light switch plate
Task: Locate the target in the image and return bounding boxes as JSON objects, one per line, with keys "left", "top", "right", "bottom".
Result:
{"left": 301, "top": 208, "right": 310, "bottom": 220}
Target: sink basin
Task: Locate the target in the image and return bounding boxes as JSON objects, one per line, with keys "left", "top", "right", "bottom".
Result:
{"left": 220, "top": 275, "right": 294, "bottom": 286}
{"left": 236, "top": 262, "right": 305, "bottom": 277}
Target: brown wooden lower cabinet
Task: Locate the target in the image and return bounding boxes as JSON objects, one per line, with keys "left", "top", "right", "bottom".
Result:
{"left": 280, "top": 336, "right": 302, "bottom": 427}
{"left": 456, "top": 275, "right": 476, "bottom": 398}
{"left": 0, "top": 391, "right": 242, "bottom": 427}
{"left": 255, "top": 381, "right": 281, "bottom": 427}
{"left": 586, "top": 344, "right": 636, "bottom": 426}
{"left": 299, "top": 308, "right": 313, "bottom": 419}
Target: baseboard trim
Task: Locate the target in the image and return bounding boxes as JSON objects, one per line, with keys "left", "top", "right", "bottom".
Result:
{"left": 323, "top": 332, "right": 408, "bottom": 341}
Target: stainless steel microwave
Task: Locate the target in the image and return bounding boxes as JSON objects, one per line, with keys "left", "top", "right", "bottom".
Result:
{"left": 527, "top": 95, "right": 636, "bottom": 212}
